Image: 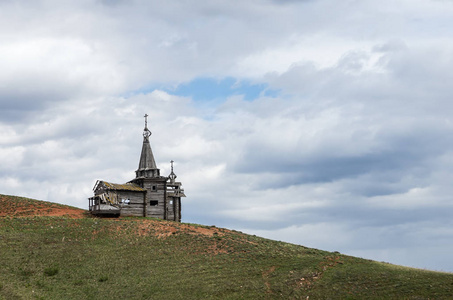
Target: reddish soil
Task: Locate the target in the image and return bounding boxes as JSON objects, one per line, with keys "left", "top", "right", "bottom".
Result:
{"left": 0, "top": 194, "right": 86, "bottom": 219}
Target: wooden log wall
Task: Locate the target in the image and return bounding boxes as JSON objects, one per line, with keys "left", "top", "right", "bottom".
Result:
{"left": 145, "top": 181, "right": 167, "bottom": 219}
{"left": 117, "top": 191, "right": 146, "bottom": 217}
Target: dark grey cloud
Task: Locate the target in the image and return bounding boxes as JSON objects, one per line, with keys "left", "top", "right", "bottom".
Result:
{"left": 0, "top": 99, "right": 46, "bottom": 123}
{"left": 232, "top": 115, "right": 451, "bottom": 190}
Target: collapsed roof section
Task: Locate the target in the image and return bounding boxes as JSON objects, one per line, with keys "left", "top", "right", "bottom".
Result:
{"left": 93, "top": 180, "right": 146, "bottom": 192}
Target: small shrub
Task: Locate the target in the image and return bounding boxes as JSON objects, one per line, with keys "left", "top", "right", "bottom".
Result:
{"left": 43, "top": 267, "right": 59, "bottom": 277}
{"left": 98, "top": 275, "right": 108, "bottom": 282}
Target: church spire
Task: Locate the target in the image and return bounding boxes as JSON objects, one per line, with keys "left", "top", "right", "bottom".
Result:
{"left": 135, "top": 114, "right": 160, "bottom": 178}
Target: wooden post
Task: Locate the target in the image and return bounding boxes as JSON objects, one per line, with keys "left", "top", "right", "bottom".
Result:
{"left": 178, "top": 198, "right": 181, "bottom": 222}
{"left": 173, "top": 197, "right": 176, "bottom": 221}
{"left": 163, "top": 182, "right": 167, "bottom": 220}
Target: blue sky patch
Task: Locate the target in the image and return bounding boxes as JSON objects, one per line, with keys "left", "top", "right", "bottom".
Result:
{"left": 168, "top": 77, "right": 279, "bottom": 102}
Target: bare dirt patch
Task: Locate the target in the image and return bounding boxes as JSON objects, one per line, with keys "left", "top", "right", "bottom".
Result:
{"left": 263, "top": 266, "right": 277, "bottom": 293}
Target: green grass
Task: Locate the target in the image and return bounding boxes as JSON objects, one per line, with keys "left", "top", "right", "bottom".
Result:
{"left": 0, "top": 197, "right": 452, "bottom": 299}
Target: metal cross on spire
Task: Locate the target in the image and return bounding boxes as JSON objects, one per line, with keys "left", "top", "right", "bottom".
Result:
{"left": 144, "top": 114, "right": 149, "bottom": 128}
{"left": 143, "top": 113, "right": 151, "bottom": 138}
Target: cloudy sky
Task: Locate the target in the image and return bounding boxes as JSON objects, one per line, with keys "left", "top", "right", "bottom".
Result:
{"left": 1, "top": 0, "right": 453, "bottom": 272}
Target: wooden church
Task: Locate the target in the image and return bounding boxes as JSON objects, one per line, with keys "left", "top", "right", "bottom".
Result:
{"left": 88, "top": 115, "right": 185, "bottom": 221}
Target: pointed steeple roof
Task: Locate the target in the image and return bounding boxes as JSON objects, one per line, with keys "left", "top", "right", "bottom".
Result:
{"left": 135, "top": 114, "right": 160, "bottom": 178}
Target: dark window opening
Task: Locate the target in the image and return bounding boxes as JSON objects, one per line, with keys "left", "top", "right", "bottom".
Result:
{"left": 150, "top": 200, "right": 158, "bottom": 206}
{"left": 152, "top": 185, "right": 157, "bottom": 191}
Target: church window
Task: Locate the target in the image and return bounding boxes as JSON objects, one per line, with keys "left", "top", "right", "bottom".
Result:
{"left": 150, "top": 200, "right": 158, "bottom": 206}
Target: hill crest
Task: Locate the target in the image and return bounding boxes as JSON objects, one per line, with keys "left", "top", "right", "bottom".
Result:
{"left": 0, "top": 194, "right": 231, "bottom": 240}
{"left": 0, "top": 194, "right": 86, "bottom": 218}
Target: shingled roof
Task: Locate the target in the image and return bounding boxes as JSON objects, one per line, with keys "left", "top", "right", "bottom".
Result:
{"left": 137, "top": 134, "right": 157, "bottom": 171}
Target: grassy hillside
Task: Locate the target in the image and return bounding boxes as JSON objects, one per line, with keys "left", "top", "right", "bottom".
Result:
{"left": 0, "top": 195, "right": 452, "bottom": 299}
{"left": 0, "top": 194, "right": 86, "bottom": 218}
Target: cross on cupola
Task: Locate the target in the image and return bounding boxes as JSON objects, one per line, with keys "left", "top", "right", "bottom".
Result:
{"left": 169, "top": 160, "right": 177, "bottom": 183}
{"left": 143, "top": 114, "right": 152, "bottom": 139}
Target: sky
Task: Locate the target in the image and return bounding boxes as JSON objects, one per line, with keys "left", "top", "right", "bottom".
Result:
{"left": 1, "top": 0, "right": 453, "bottom": 272}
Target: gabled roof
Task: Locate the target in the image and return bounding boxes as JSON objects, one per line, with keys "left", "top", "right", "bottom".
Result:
{"left": 94, "top": 180, "right": 146, "bottom": 192}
